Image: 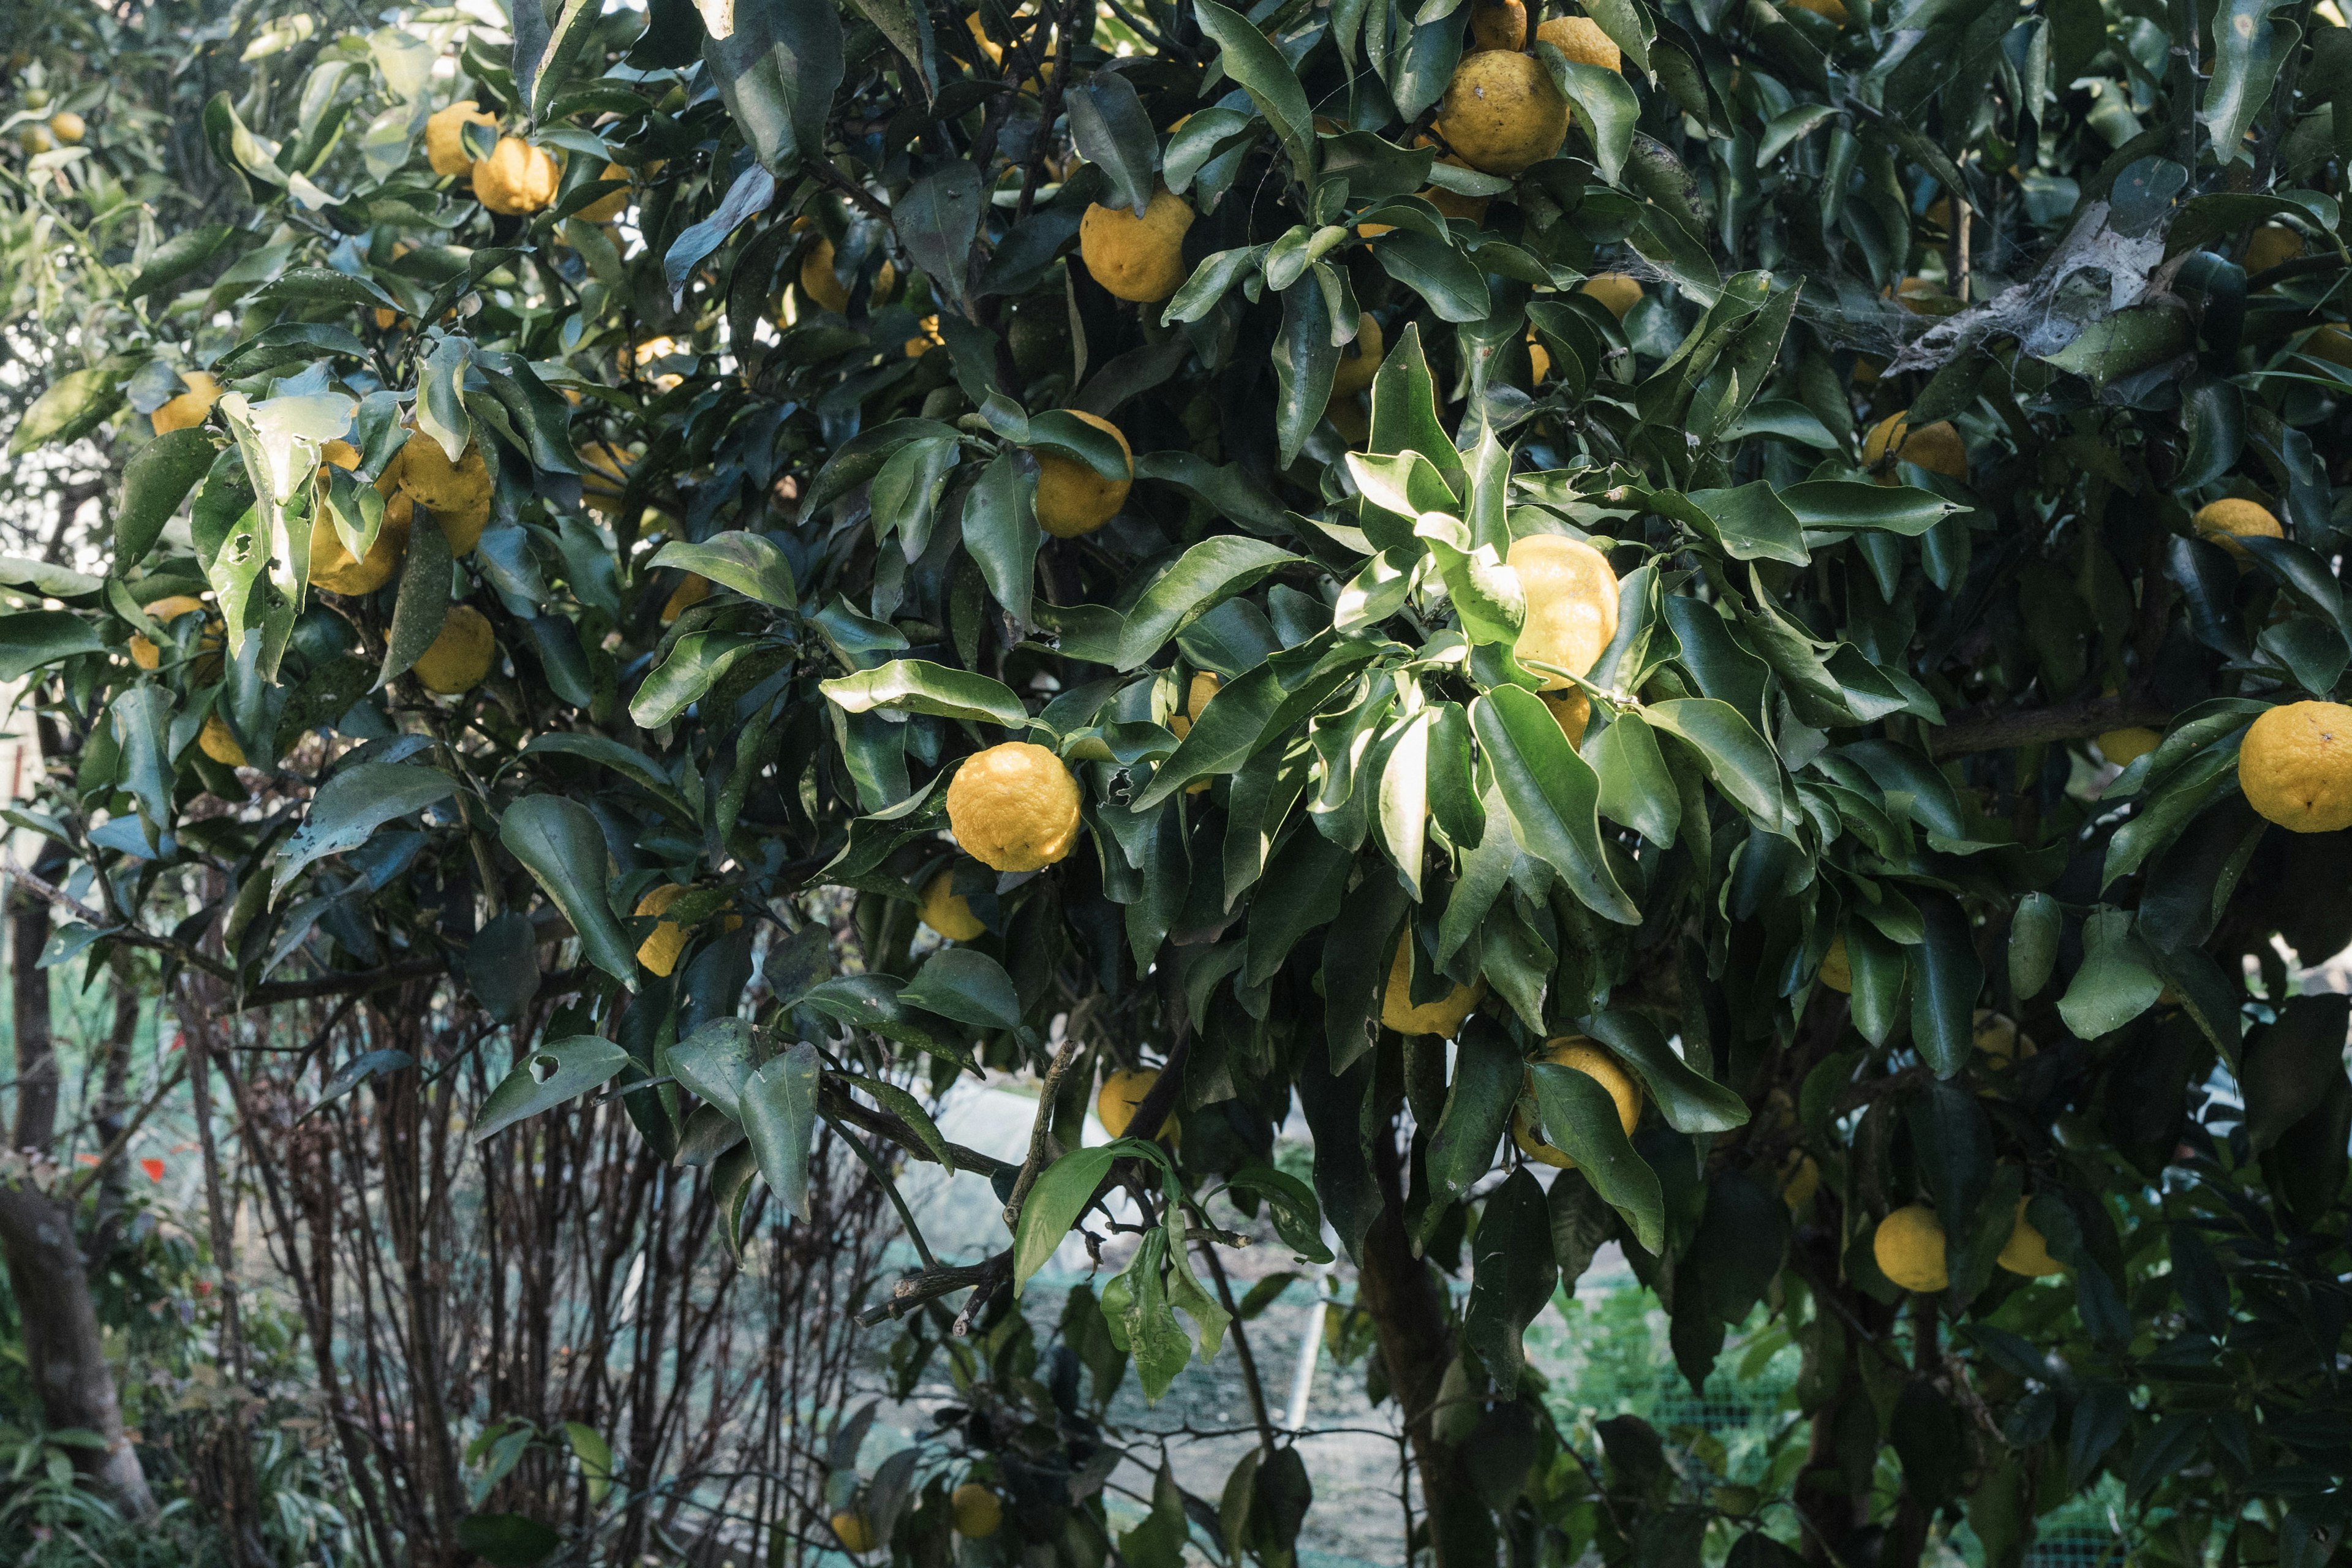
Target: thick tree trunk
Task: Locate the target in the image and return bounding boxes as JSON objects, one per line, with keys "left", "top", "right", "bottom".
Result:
{"left": 1357, "top": 1118, "right": 1484, "bottom": 1567}
{"left": 0, "top": 845, "right": 154, "bottom": 1517}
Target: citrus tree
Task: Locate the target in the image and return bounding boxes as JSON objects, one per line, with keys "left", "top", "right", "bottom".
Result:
{"left": 5, "top": 0, "right": 2352, "bottom": 1559}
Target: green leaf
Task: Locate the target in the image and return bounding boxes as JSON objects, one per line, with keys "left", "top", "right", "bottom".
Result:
{"left": 117, "top": 429, "right": 220, "bottom": 565}
{"left": 1118, "top": 538, "right": 1303, "bottom": 669}
{"left": 1539, "top": 48, "right": 1639, "bottom": 184}
{"left": 253, "top": 266, "right": 401, "bottom": 314}
{"left": 900, "top": 947, "right": 1022, "bottom": 1030}
{"left": 1682, "top": 481, "right": 1809, "bottom": 564}
{"left": 1191, "top": 0, "right": 1315, "bottom": 187}
{"left": 498, "top": 794, "right": 636, "bottom": 986}
{"left": 2056, "top": 908, "right": 2162, "bottom": 1040}
{"left": 0, "top": 611, "right": 104, "bottom": 680}
{"left": 1223, "top": 1164, "right": 1334, "bottom": 1263}
{"left": 892, "top": 159, "right": 985, "bottom": 308}
{"left": 1780, "top": 481, "right": 1956, "bottom": 536}
{"left": 2009, "top": 892, "right": 2062, "bottom": 999}
{"left": 123, "top": 224, "right": 235, "bottom": 299}
{"left": 521, "top": 733, "right": 690, "bottom": 813}
{"left": 273, "top": 762, "right": 454, "bottom": 896}
{"left": 2241, "top": 994, "right": 2351, "bottom": 1154}
{"left": 963, "top": 448, "right": 1040, "bottom": 628}
{"left": 1370, "top": 231, "right": 1491, "bottom": 323}
{"left": 1420, "top": 1017, "right": 1520, "bottom": 1227}
{"left": 1066, "top": 72, "right": 1158, "bottom": 216}
{"left": 2039, "top": 306, "right": 2194, "bottom": 387}
{"left": 1472, "top": 687, "right": 1638, "bottom": 925}
{"left": 1529, "top": 1061, "right": 1664, "bottom": 1252}
{"left": 1464, "top": 1167, "right": 1557, "bottom": 1381}
{"left": 1589, "top": 714, "right": 1679, "bottom": 845}
{"left": 703, "top": 0, "right": 843, "bottom": 173}
{"left": 668, "top": 1019, "right": 760, "bottom": 1119}
{"left": 376, "top": 510, "right": 452, "bottom": 688}
{"left": 1642, "top": 698, "right": 1793, "bottom": 831}
{"left": 741, "top": 1041, "right": 823, "bottom": 1221}
{"left": 630, "top": 632, "right": 760, "bottom": 728}
{"left": 646, "top": 531, "right": 798, "bottom": 609}
{"left": 473, "top": 1036, "right": 630, "bottom": 1144}
{"left": 10, "top": 365, "right": 125, "bottom": 455}
{"left": 1014, "top": 1145, "right": 1118, "bottom": 1293}
{"left": 1581, "top": 1009, "right": 1748, "bottom": 1133}
{"left": 1272, "top": 272, "right": 1339, "bottom": 467}
{"left": 821, "top": 660, "right": 1027, "bottom": 726}
{"left": 1908, "top": 893, "right": 1985, "bottom": 1077}
{"left": 2201, "top": 0, "right": 2297, "bottom": 164}
{"left": 454, "top": 1514, "right": 560, "bottom": 1568}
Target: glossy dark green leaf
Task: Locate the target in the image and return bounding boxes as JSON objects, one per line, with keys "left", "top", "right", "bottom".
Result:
{"left": 1540, "top": 48, "right": 1640, "bottom": 184}
{"left": 499, "top": 794, "right": 636, "bottom": 985}
{"left": 703, "top": 0, "right": 843, "bottom": 173}
{"left": 1907, "top": 893, "right": 1984, "bottom": 1077}
{"left": 1643, "top": 698, "right": 1792, "bottom": 831}
{"left": 1118, "top": 538, "right": 1303, "bottom": 670}
{"left": 821, "top": 659, "right": 1026, "bottom": 726}
{"left": 273, "top": 761, "right": 453, "bottom": 895}
{"left": 962, "top": 448, "right": 1039, "bottom": 628}
{"left": 1529, "top": 1061, "right": 1664, "bottom": 1251}
{"left": 1370, "top": 231, "right": 1491, "bottom": 323}
{"left": 473, "top": 1036, "right": 630, "bottom": 1144}
{"left": 1272, "top": 272, "right": 1339, "bottom": 467}
{"left": 116, "top": 429, "right": 220, "bottom": 565}
{"left": 1422, "top": 1017, "right": 1520, "bottom": 1226}
{"left": 1779, "top": 481, "right": 1956, "bottom": 537}
{"left": 10, "top": 365, "right": 124, "bottom": 455}
{"left": 900, "top": 946, "right": 1022, "bottom": 1030}
{"left": 741, "top": 1041, "right": 822, "bottom": 1221}
{"left": 1191, "top": 0, "right": 1314, "bottom": 186}
{"left": 1014, "top": 1145, "right": 1117, "bottom": 1292}
{"left": 1581, "top": 1009, "right": 1747, "bottom": 1132}
{"left": 2008, "top": 892, "right": 2061, "bottom": 998}
{"left": 1472, "top": 687, "right": 1638, "bottom": 925}
{"left": 1066, "top": 72, "right": 1158, "bottom": 216}
{"left": 892, "top": 159, "right": 984, "bottom": 307}
{"left": 1589, "top": 713, "right": 1679, "bottom": 845}
{"left": 375, "top": 502, "right": 452, "bottom": 689}
{"left": 1464, "top": 1167, "right": 1556, "bottom": 1381}
{"left": 0, "top": 611, "right": 105, "bottom": 680}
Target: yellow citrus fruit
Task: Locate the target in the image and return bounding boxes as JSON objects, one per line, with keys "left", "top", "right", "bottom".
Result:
{"left": 394, "top": 436, "right": 492, "bottom": 516}
{"left": 1543, "top": 688, "right": 1590, "bottom": 747}
{"left": 1438, "top": 50, "right": 1569, "bottom": 176}
{"left": 129, "top": 595, "right": 213, "bottom": 671}
{"left": 1891, "top": 275, "right": 1943, "bottom": 314}
{"left": 1873, "top": 1204, "right": 1948, "bottom": 1292}
{"left": 905, "top": 314, "right": 946, "bottom": 358}
{"left": 1096, "top": 1068, "right": 1163, "bottom": 1137}
{"left": 1536, "top": 15, "right": 1622, "bottom": 69}
{"left": 1035, "top": 411, "right": 1133, "bottom": 538}
{"left": 1330, "top": 312, "right": 1385, "bottom": 399}
{"left": 580, "top": 442, "right": 635, "bottom": 513}
{"left": 946, "top": 741, "right": 1083, "bottom": 872}
{"left": 2098, "top": 726, "right": 2163, "bottom": 766}
{"left": 576, "top": 162, "right": 630, "bottom": 223}
{"left": 951, "top": 1482, "right": 1003, "bottom": 1539}
{"left": 1999, "top": 1199, "right": 2064, "bottom": 1277}
{"left": 919, "top": 869, "right": 987, "bottom": 940}
{"left": 426, "top": 100, "right": 497, "bottom": 178}
{"left": 1426, "top": 181, "right": 1491, "bottom": 224}
{"left": 198, "top": 712, "right": 247, "bottom": 769}
{"left": 1511, "top": 1038, "right": 1641, "bottom": 1169}
{"left": 635, "top": 883, "right": 693, "bottom": 976}
{"left": 151, "top": 372, "right": 221, "bottom": 435}
{"left": 1972, "top": 1008, "right": 2035, "bottom": 1063}
{"left": 1785, "top": 0, "right": 1849, "bottom": 22}
{"left": 1469, "top": 0, "right": 1526, "bottom": 47}
{"left": 830, "top": 1512, "right": 877, "bottom": 1554}
{"left": 1579, "top": 271, "right": 1643, "bottom": 319}
{"left": 660, "top": 574, "right": 712, "bottom": 624}
{"left": 2193, "top": 497, "right": 2282, "bottom": 560}
{"left": 1380, "top": 941, "right": 1487, "bottom": 1037}
{"left": 310, "top": 492, "right": 411, "bottom": 596}
{"left": 48, "top": 111, "right": 83, "bottom": 144}
{"left": 412, "top": 604, "right": 496, "bottom": 695}
{"left": 1168, "top": 671, "right": 1222, "bottom": 740}
{"left": 1861, "top": 410, "right": 1967, "bottom": 480}
{"left": 16, "top": 123, "right": 51, "bottom": 155}
{"left": 800, "top": 236, "right": 850, "bottom": 312}
{"left": 1817, "top": 933, "right": 1852, "bottom": 993}
{"left": 2245, "top": 224, "right": 2302, "bottom": 276}
{"left": 2302, "top": 324, "right": 2352, "bottom": 369}
{"left": 1328, "top": 395, "right": 1371, "bottom": 447}
{"left": 1779, "top": 1150, "right": 1821, "bottom": 1209}
{"left": 1509, "top": 533, "right": 1619, "bottom": 687}
{"left": 2240, "top": 700, "right": 2352, "bottom": 832}
{"left": 1525, "top": 328, "right": 1551, "bottom": 385}
{"left": 1079, "top": 188, "right": 1196, "bottom": 303}
{"left": 473, "top": 138, "right": 560, "bottom": 215}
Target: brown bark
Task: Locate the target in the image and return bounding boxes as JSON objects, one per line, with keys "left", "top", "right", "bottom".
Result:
{"left": 0, "top": 842, "right": 154, "bottom": 1517}
{"left": 1357, "top": 1118, "right": 1482, "bottom": 1567}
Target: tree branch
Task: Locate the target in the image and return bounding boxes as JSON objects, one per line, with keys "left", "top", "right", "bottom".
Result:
{"left": 1926, "top": 688, "right": 2169, "bottom": 759}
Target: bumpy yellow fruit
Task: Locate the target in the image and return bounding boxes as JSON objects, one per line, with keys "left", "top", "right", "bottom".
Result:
{"left": 1579, "top": 271, "right": 1643, "bottom": 318}
{"left": 576, "top": 162, "right": 631, "bottom": 222}
{"left": 1034, "top": 411, "right": 1132, "bottom": 538}
{"left": 1536, "top": 15, "right": 1623, "bottom": 69}
{"left": 919, "top": 869, "right": 986, "bottom": 940}
{"left": 426, "top": 100, "right": 496, "bottom": 178}
{"left": 2245, "top": 224, "right": 2303, "bottom": 276}
{"left": 412, "top": 605, "right": 495, "bottom": 695}
{"left": 311, "top": 492, "right": 411, "bottom": 596}
{"left": 1972, "top": 1008, "right": 2035, "bottom": 1062}
{"left": 1096, "top": 1068, "right": 1162, "bottom": 1138}
{"left": 1438, "top": 51, "right": 1569, "bottom": 176}
{"left": 130, "top": 595, "right": 213, "bottom": 670}
{"left": 48, "top": 111, "right": 84, "bottom": 145}
{"left": 1862, "top": 411, "right": 1967, "bottom": 480}
{"left": 830, "top": 1512, "right": 877, "bottom": 1554}
{"left": 1168, "top": 671, "right": 1222, "bottom": 740}
{"left": 1544, "top": 688, "right": 1591, "bottom": 747}
{"left": 2098, "top": 726, "right": 2163, "bottom": 766}
{"left": 904, "top": 315, "right": 946, "bottom": 358}
{"left": 581, "top": 442, "right": 635, "bottom": 514}
{"left": 1381, "top": 941, "right": 1487, "bottom": 1038}
{"left": 473, "top": 138, "right": 560, "bottom": 216}
{"left": 198, "top": 712, "right": 247, "bottom": 769}
{"left": 151, "top": 372, "right": 221, "bottom": 434}
{"left": 660, "top": 574, "right": 712, "bottom": 624}
{"left": 1079, "top": 189, "right": 1195, "bottom": 303}
{"left": 951, "top": 1482, "right": 1003, "bottom": 1539}
{"left": 1468, "top": 0, "right": 1526, "bottom": 48}
{"left": 1512, "top": 1038, "right": 1641, "bottom": 1169}
{"left": 946, "top": 742, "right": 1083, "bottom": 871}
{"left": 635, "top": 883, "right": 693, "bottom": 976}
{"left": 1873, "top": 1204, "right": 1948, "bottom": 1292}
{"left": 1330, "top": 312, "right": 1385, "bottom": 399}
{"left": 1509, "top": 533, "right": 1619, "bottom": 688}
{"left": 2240, "top": 700, "right": 2352, "bottom": 832}
{"left": 2193, "top": 497, "right": 2282, "bottom": 560}
{"left": 1817, "top": 933, "right": 1853, "bottom": 993}
{"left": 801, "top": 237, "right": 850, "bottom": 312}
{"left": 1999, "top": 1199, "right": 2064, "bottom": 1276}
{"left": 393, "top": 439, "right": 492, "bottom": 554}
